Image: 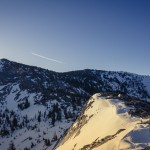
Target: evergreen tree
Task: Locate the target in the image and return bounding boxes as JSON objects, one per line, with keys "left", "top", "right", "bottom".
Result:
{"left": 12, "top": 117, "right": 18, "bottom": 128}
{"left": 18, "top": 99, "right": 30, "bottom": 110}
{"left": 64, "top": 109, "right": 68, "bottom": 119}
{"left": 6, "top": 115, "right": 10, "bottom": 124}
{"left": 48, "top": 110, "right": 52, "bottom": 118}
{"left": 24, "top": 115, "right": 28, "bottom": 124}
{"left": 10, "top": 111, "right": 15, "bottom": 117}
{"left": 51, "top": 112, "right": 55, "bottom": 126}
{"left": 57, "top": 109, "right": 62, "bottom": 121}
{"left": 8, "top": 141, "right": 16, "bottom": 150}
{"left": 44, "top": 111, "right": 46, "bottom": 118}
{"left": 31, "top": 142, "right": 35, "bottom": 148}
{"left": 52, "top": 132, "right": 57, "bottom": 142}
{"left": 46, "top": 139, "right": 51, "bottom": 146}
{"left": 1, "top": 125, "right": 9, "bottom": 136}
{"left": 24, "top": 99, "right": 30, "bottom": 109}
{"left": 38, "top": 111, "right": 41, "bottom": 123}
{"left": 44, "top": 138, "right": 51, "bottom": 146}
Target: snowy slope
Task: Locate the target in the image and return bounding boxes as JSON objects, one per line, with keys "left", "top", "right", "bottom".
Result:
{"left": 56, "top": 94, "right": 150, "bottom": 150}
{"left": 0, "top": 83, "right": 73, "bottom": 150}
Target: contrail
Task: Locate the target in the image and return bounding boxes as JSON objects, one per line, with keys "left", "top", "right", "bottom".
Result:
{"left": 31, "top": 53, "right": 64, "bottom": 64}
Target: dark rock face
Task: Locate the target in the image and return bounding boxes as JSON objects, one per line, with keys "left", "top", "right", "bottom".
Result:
{"left": 0, "top": 59, "right": 150, "bottom": 104}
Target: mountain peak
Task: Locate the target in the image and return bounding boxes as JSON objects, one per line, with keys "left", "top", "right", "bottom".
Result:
{"left": 0, "top": 58, "right": 12, "bottom": 65}
{"left": 56, "top": 94, "right": 150, "bottom": 150}
{"left": 0, "top": 58, "right": 10, "bottom": 61}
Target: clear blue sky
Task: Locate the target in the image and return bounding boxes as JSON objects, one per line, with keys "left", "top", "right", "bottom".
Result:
{"left": 0, "top": 0, "right": 150, "bottom": 75}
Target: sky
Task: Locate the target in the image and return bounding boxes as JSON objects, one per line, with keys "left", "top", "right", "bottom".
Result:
{"left": 0, "top": 0, "right": 150, "bottom": 75}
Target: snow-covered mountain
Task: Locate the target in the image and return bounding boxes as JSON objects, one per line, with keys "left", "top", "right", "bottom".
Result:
{"left": 0, "top": 58, "right": 150, "bottom": 150}
{"left": 56, "top": 93, "right": 150, "bottom": 150}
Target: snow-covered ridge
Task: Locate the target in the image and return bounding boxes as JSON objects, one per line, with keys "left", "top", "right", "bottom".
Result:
{"left": 56, "top": 94, "right": 150, "bottom": 150}
{"left": 0, "top": 58, "right": 150, "bottom": 101}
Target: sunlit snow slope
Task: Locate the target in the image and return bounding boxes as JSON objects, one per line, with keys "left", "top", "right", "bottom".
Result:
{"left": 56, "top": 93, "right": 150, "bottom": 150}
